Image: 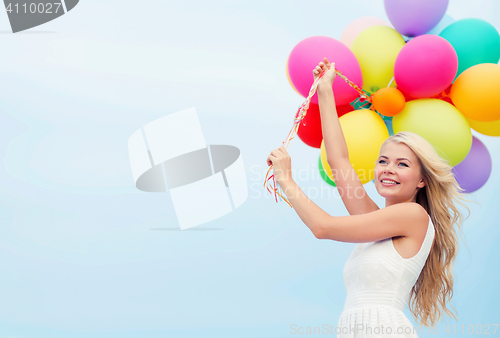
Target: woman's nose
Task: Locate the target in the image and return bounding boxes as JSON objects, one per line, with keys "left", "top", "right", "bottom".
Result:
{"left": 384, "top": 166, "right": 395, "bottom": 174}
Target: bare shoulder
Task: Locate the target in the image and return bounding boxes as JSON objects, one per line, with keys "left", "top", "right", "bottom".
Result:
{"left": 399, "top": 202, "right": 430, "bottom": 235}
{"left": 391, "top": 203, "right": 430, "bottom": 259}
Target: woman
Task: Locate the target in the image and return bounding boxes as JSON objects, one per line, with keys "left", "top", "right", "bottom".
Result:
{"left": 266, "top": 58, "right": 470, "bottom": 337}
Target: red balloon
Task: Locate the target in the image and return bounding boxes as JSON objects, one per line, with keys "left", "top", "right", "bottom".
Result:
{"left": 296, "top": 103, "right": 354, "bottom": 148}
{"left": 440, "top": 96, "right": 453, "bottom": 105}
{"left": 401, "top": 84, "right": 453, "bottom": 104}
{"left": 401, "top": 89, "right": 417, "bottom": 102}
{"left": 336, "top": 103, "right": 355, "bottom": 118}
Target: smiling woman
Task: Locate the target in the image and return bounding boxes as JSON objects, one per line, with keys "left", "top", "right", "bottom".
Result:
{"left": 266, "top": 57, "right": 473, "bottom": 337}
{"left": 374, "top": 141, "right": 427, "bottom": 208}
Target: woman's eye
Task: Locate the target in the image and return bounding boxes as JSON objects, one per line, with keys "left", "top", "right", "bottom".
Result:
{"left": 378, "top": 160, "right": 408, "bottom": 167}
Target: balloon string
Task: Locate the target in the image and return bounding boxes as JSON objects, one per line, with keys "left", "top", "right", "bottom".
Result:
{"left": 264, "top": 66, "right": 369, "bottom": 207}
{"left": 387, "top": 76, "right": 395, "bottom": 88}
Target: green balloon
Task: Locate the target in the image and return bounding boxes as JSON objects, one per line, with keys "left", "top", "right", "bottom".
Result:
{"left": 440, "top": 18, "right": 500, "bottom": 79}
{"left": 318, "top": 155, "right": 336, "bottom": 187}
{"left": 392, "top": 99, "right": 472, "bottom": 166}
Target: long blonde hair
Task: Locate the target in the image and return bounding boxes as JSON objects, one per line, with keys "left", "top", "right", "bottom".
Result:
{"left": 382, "top": 131, "right": 472, "bottom": 327}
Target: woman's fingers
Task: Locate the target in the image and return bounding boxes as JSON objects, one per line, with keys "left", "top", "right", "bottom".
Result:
{"left": 314, "top": 64, "right": 325, "bottom": 77}
{"left": 267, "top": 154, "right": 274, "bottom": 166}
{"left": 267, "top": 150, "right": 280, "bottom": 166}
{"left": 269, "top": 148, "right": 286, "bottom": 160}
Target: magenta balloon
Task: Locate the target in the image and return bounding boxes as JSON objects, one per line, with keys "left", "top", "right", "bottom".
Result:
{"left": 394, "top": 35, "right": 457, "bottom": 98}
{"left": 452, "top": 136, "right": 492, "bottom": 193}
{"left": 287, "top": 36, "right": 363, "bottom": 106}
{"left": 384, "top": 0, "right": 449, "bottom": 37}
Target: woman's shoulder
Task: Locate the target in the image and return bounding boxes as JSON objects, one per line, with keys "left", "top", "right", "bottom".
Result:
{"left": 387, "top": 202, "right": 429, "bottom": 219}
{"left": 403, "top": 203, "right": 430, "bottom": 235}
{"left": 386, "top": 202, "right": 429, "bottom": 233}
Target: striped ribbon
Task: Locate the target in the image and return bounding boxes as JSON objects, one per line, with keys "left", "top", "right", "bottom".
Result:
{"left": 264, "top": 67, "right": 370, "bottom": 208}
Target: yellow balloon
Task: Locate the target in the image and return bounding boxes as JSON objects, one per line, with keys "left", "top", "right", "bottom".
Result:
{"left": 320, "top": 109, "right": 389, "bottom": 184}
{"left": 466, "top": 117, "right": 500, "bottom": 136}
{"left": 393, "top": 99, "right": 472, "bottom": 166}
{"left": 450, "top": 63, "right": 500, "bottom": 122}
{"left": 351, "top": 25, "right": 405, "bottom": 94}
{"left": 320, "top": 142, "right": 336, "bottom": 184}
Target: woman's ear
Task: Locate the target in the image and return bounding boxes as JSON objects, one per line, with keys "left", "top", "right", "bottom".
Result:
{"left": 418, "top": 179, "right": 426, "bottom": 189}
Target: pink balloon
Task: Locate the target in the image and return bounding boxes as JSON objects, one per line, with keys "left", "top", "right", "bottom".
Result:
{"left": 340, "top": 16, "right": 391, "bottom": 48}
{"left": 287, "top": 36, "right": 363, "bottom": 106}
{"left": 394, "top": 35, "right": 458, "bottom": 98}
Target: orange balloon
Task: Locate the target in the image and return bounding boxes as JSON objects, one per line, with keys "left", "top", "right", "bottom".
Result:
{"left": 371, "top": 87, "right": 406, "bottom": 116}
{"left": 450, "top": 63, "right": 500, "bottom": 122}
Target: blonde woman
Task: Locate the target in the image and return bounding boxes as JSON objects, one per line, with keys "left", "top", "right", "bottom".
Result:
{"left": 266, "top": 58, "right": 470, "bottom": 337}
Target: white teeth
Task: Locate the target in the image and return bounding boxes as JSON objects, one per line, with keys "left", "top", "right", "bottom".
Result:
{"left": 382, "top": 180, "right": 398, "bottom": 184}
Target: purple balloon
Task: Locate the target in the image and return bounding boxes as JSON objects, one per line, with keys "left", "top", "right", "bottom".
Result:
{"left": 452, "top": 136, "right": 492, "bottom": 193}
{"left": 384, "top": 0, "right": 449, "bottom": 37}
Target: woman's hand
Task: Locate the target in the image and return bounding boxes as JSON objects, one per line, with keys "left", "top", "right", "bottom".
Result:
{"left": 313, "top": 57, "right": 337, "bottom": 86}
{"left": 267, "top": 146, "right": 293, "bottom": 185}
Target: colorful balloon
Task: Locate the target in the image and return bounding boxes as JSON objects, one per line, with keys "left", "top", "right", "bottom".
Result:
{"left": 340, "top": 16, "right": 391, "bottom": 48}
{"left": 392, "top": 99, "right": 472, "bottom": 166}
{"left": 319, "top": 154, "right": 336, "bottom": 187}
{"left": 296, "top": 103, "right": 354, "bottom": 148}
{"left": 426, "top": 14, "right": 455, "bottom": 35}
{"left": 296, "top": 103, "right": 322, "bottom": 148}
{"left": 452, "top": 136, "right": 492, "bottom": 193}
{"left": 287, "top": 36, "right": 363, "bottom": 106}
{"left": 320, "top": 110, "right": 389, "bottom": 184}
{"left": 286, "top": 56, "right": 303, "bottom": 97}
{"left": 351, "top": 25, "right": 406, "bottom": 93}
{"left": 450, "top": 63, "right": 500, "bottom": 122}
{"left": 440, "top": 18, "right": 500, "bottom": 79}
{"left": 371, "top": 87, "right": 406, "bottom": 117}
{"left": 336, "top": 103, "right": 355, "bottom": 118}
{"left": 384, "top": 0, "right": 449, "bottom": 37}
{"left": 320, "top": 140, "right": 334, "bottom": 182}
{"left": 394, "top": 35, "right": 457, "bottom": 98}
{"left": 466, "top": 117, "right": 500, "bottom": 137}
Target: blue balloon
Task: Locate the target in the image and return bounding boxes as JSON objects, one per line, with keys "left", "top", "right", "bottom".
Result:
{"left": 427, "top": 14, "right": 455, "bottom": 35}
{"left": 440, "top": 18, "right": 500, "bottom": 79}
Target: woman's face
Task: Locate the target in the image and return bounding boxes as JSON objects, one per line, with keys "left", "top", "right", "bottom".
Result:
{"left": 374, "top": 141, "right": 426, "bottom": 207}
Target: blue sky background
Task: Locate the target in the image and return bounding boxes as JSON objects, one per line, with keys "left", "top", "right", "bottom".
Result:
{"left": 0, "top": 0, "right": 499, "bottom": 337}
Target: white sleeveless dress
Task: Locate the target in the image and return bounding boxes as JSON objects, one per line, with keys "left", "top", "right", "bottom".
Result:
{"left": 337, "top": 214, "right": 435, "bottom": 338}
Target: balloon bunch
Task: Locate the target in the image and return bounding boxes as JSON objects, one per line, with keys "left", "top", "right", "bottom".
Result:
{"left": 267, "top": 0, "right": 500, "bottom": 203}
{"left": 264, "top": 66, "right": 365, "bottom": 207}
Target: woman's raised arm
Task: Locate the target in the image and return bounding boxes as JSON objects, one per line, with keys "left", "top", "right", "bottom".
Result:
{"left": 315, "top": 58, "right": 379, "bottom": 215}
{"left": 314, "top": 59, "right": 349, "bottom": 161}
